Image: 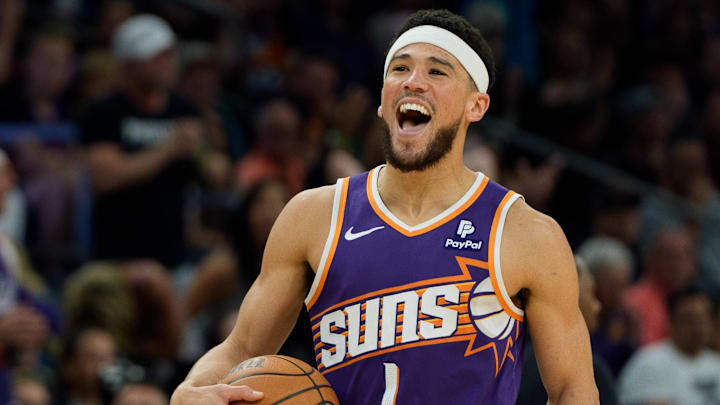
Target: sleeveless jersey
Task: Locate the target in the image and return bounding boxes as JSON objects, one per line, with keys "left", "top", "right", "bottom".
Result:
{"left": 304, "top": 166, "right": 526, "bottom": 404}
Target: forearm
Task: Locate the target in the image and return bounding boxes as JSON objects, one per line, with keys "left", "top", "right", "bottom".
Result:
{"left": 547, "top": 384, "right": 599, "bottom": 405}
{"left": 181, "top": 339, "right": 249, "bottom": 388}
{"left": 90, "top": 143, "right": 176, "bottom": 192}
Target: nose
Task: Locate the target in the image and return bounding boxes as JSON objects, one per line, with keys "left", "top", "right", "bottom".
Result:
{"left": 402, "top": 68, "right": 429, "bottom": 93}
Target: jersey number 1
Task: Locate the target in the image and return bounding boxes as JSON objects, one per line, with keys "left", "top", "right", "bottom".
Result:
{"left": 381, "top": 363, "right": 399, "bottom": 405}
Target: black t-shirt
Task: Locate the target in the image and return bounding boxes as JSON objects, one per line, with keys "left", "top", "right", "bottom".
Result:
{"left": 80, "top": 92, "right": 199, "bottom": 268}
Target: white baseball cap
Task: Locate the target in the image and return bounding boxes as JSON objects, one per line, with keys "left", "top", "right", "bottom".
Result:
{"left": 112, "top": 14, "right": 176, "bottom": 61}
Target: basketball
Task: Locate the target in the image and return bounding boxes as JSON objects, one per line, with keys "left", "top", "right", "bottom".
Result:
{"left": 220, "top": 355, "right": 340, "bottom": 405}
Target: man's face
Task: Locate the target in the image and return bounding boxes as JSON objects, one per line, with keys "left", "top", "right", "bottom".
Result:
{"left": 26, "top": 37, "right": 74, "bottom": 98}
{"left": 671, "top": 294, "right": 713, "bottom": 356}
{"left": 127, "top": 48, "right": 179, "bottom": 91}
{"left": 647, "top": 230, "right": 695, "bottom": 292}
{"left": 378, "top": 43, "right": 485, "bottom": 172}
{"left": 74, "top": 330, "right": 117, "bottom": 382}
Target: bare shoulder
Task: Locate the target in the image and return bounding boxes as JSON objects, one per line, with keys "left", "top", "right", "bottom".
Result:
{"left": 501, "top": 198, "right": 576, "bottom": 294}
{"left": 267, "top": 184, "right": 338, "bottom": 271}
{"left": 277, "top": 185, "right": 336, "bottom": 230}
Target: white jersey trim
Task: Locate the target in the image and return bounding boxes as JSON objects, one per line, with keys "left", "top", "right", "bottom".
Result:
{"left": 493, "top": 193, "right": 524, "bottom": 317}
{"left": 370, "top": 165, "right": 485, "bottom": 232}
{"left": 305, "top": 178, "right": 346, "bottom": 306}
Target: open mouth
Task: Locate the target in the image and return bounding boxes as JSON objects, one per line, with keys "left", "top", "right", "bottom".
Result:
{"left": 396, "top": 102, "right": 432, "bottom": 134}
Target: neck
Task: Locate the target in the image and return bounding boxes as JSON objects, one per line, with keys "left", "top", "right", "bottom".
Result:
{"left": 378, "top": 154, "right": 477, "bottom": 226}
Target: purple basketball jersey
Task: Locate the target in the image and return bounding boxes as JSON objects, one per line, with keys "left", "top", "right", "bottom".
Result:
{"left": 304, "top": 166, "right": 526, "bottom": 404}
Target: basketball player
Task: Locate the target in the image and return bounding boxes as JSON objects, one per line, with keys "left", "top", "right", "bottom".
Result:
{"left": 172, "top": 9, "right": 599, "bottom": 405}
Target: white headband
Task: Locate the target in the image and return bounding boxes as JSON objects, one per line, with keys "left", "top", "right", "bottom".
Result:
{"left": 383, "top": 25, "right": 489, "bottom": 93}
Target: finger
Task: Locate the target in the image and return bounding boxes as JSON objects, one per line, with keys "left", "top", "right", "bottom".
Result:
{"left": 223, "top": 385, "right": 264, "bottom": 402}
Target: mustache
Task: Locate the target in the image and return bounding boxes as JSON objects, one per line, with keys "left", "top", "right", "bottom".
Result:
{"left": 392, "top": 92, "right": 435, "bottom": 114}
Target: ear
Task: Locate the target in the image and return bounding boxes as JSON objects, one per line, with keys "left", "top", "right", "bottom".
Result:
{"left": 466, "top": 92, "right": 490, "bottom": 123}
{"left": 377, "top": 105, "right": 383, "bottom": 118}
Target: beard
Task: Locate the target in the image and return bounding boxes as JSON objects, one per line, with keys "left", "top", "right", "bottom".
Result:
{"left": 382, "top": 118, "right": 461, "bottom": 172}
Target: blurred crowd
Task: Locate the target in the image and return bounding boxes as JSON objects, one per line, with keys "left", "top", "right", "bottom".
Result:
{"left": 0, "top": 0, "right": 719, "bottom": 404}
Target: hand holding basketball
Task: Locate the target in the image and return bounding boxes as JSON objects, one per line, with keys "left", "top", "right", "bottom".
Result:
{"left": 170, "top": 383, "right": 264, "bottom": 405}
{"left": 220, "top": 355, "right": 339, "bottom": 404}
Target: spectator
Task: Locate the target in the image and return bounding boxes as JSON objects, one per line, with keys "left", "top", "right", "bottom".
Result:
{"left": 516, "top": 256, "right": 617, "bottom": 405}
{"left": 0, "top": 24, "right": 75, "bottom": 123}
{"left": 590, "top": 188, "right": 641, "bottom": 248}
{"left": 75, "top": 50, "right": 121, "bottom": 116}
{"left": 55, "top": 328, "right": 118, "bottom": 405}
{"left": 578, "top": 236, "right": 637, "bottom": 375}
{"left": 623, "top": 226, "right": 697, "bottom": 346}
{"left": 80, "top": 14, "right": 203, "bottom": 269}
{"left": 306, "top": 148, "right": 365, "bottom": 189}
{"left": 501, "top": 153, "right": 565, "bottom": 213}
{"left": 641, "top": 138, "right": 720, "bottom": 295}
{"left": 13, "top": 375, "right": 50, "bottom": 405}
{"left": 0, "top": 149, "right": 53, "bottom": 405}
{"left": 701, "top": 87, "right": 720, "bottom": 189}
{"left": 234, "top": 100, "right": 306, "bottom": 194}
{"left": 614, "top": 86, "right": 673, "bottom": 183}
{"left": 230, "top": 179, "right": 290, "bottom": 285}
{"left": 180, "top": 249, "right": 240, "bottom": 363}
{"left": 112, "top": 383, "right": 168, "bottom": 405}
{"left": 463, "top": 137, "right": 500, "bottom": 181}
{"left": 62, "top": 262, "right": 136, "bottom": 352}
{"left": 177, "top": 41, "right": 242, "bottom": 157}
{"left": 229, "top": 178, "right": 314, "bottom": 364}
{"left": 618, "top": 288, "right": 720, "bottom": 405}
{"left": 62, "top": 260, "right": 182, "bottom": 394}
{"left": 0, "top": 150, "right": 26, "bottom": 249}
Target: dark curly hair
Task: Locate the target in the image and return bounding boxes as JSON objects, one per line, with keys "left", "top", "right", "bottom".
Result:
{"left": 388, "top": 9, "right": 496, "bottom": 91}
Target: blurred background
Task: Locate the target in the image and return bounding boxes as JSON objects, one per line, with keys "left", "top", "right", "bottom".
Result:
{"left": 0, "top": 0, "right": 719, "bottom": 404}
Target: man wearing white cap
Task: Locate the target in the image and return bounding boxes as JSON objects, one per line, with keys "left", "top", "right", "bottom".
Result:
{"left": 172, "top": 9, "right": 598, "bottom": 405}
{"left": 80, "top": 14, "right": 202, "bottom": 269}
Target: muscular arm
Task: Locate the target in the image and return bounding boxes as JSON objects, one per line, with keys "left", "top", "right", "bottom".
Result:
{"left": 86, "top": 119, "right": 201, "bottom": 192}
{"left": 87, "top": 142, "right": 176, "bottom": 192}
{"left": 503, "top": 200, "right": 598, "bottom": 405}
{"left": 172, "top": 185, "right": 334, "bottom": 404}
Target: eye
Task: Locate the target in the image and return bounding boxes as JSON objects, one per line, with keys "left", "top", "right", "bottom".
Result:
{"left": 430, "top": 69, "right": 446, "bottom": 76}
{"left": 393, "top": 65, "right": 408, "bottom": 72}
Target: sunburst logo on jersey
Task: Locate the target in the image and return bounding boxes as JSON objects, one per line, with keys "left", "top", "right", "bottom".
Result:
{"left": 456, "top": 256, "right": 523, "bottom": 376}
{"left": 311, "top": 256, "right": 523, "bottom": 376}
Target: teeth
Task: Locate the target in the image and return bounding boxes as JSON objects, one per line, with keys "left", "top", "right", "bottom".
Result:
{"left": 399, "top": 103, "right": 430, "bottom": 117}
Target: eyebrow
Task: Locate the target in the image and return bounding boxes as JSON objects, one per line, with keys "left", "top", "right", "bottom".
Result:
{"left": 428, "top": 56, "right": 455, "bottom": 71}
{"left": 389, "top": 53, "right": 456, "bottom": 71}
{"left": 389, "top": 53, "right": 411, "bottom": 64}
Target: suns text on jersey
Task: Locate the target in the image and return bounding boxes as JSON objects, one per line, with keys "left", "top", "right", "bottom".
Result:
{"left": 317, "top": 284, "right": 466, "bottom": 368}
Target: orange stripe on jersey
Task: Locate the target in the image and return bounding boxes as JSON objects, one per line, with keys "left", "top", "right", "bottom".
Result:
{"left": 318, "top": 332, "right": 477, "bottom": 374}
{"left": 487, "top": 191, "right": 524, "bottom": 322}
{"left": 310, "top": 258, "right": 486, "bottom": 322}
{"left": 306, "top": 178, "right": 350, "bottom": 310}
{"left": 366, "top": 167, "right": 490, "bottom": 237}
{"left": 392, "top": 366, "right": 399, "bottom": 404}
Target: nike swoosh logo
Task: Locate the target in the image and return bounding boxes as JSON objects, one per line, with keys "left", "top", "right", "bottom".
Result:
{"left": 344, "top": 226, "right": 385, "bottom": 241}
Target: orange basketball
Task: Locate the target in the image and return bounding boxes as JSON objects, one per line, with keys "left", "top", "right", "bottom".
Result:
{"left": 220, "top": 355, "right": 340, "bottom": 405}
